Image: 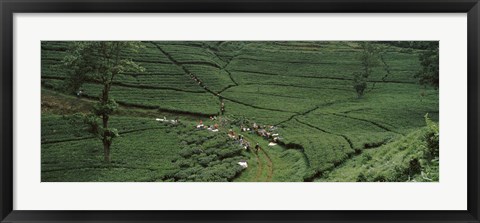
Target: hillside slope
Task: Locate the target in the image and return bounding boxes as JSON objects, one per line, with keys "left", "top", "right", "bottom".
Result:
{"left": 41, "top": 41, "right": 439, "bottom": 182}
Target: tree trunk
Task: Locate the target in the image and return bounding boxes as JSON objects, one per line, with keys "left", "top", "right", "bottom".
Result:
{"left": 103, "top": 139, "right": 110, "bottom": 163}
{"left": 102, "top": 84, "right": 111, "bottom": 163}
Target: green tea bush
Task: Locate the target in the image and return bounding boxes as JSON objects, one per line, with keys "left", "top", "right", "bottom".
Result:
{"left": 179, "top": 146, "right": 203, "bottom": 158}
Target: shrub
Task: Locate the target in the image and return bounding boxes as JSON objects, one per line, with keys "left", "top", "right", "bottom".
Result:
{"left": 424, "top": 113, "right": 439, "bottom": 158}
{"left": 357, "top": 172, "right": 367, "bottom": 182}
{"left": 408, "top": 158, "right": 422, "bottom": 176}
{"left": 197, "top": 154, "right": 218, "bottom": 167}
{"left": 179, "top": 146, "right": 202, "bottom": 158}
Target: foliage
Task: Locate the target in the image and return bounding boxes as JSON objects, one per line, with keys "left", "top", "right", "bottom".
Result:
{"left": 62, "top": 41, "right": 144, "bottom": 162}
{"left": 62, "top": 42, "right": 145, "bottom": 92}
{"left": 415, "top": 42, "right": 439, "bottom": 89}
{"left": 353, "top": 42, "right": 381, "bottom": 98}
{"left": 317, "top": 114, "right": 439, "bottom": 182}
{"left": 93, "top": 98, "right": 119, "bottom": 116}
{"left": 424, "top": 113, "right": 439, "bottom": 158}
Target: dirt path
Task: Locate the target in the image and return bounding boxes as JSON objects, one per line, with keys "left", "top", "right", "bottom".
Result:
{"left": 240, "top": 131, "right": 275, "bottom": 182}
{"left": 259, "top": 147, "right": 274, "bottom": 181}
{"left": 253, "top": 150, "right": 263, "bottom": 181}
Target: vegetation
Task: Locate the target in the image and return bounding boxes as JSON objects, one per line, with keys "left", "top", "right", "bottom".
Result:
{"left": 415, "top": 42, "right": 439, "bottom": 89}
{"left": 317, "top": 114, "right": 439, "bottom": 182}
{"left": 41, "top": 41, "right": 439, "bottom": 182}
{"left": 62, "top": 42, "right": 144, "bottom": 162}
{"left": 353, "top": 42, "right": 381, "bottom": 98}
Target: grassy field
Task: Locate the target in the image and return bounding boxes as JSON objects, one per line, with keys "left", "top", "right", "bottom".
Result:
{"left": 41, "top": 41, "right": 439, "bottom": 182}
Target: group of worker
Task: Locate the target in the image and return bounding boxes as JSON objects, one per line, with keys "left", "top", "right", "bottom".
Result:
{"left": 196, "top": 120, "right": 219, "bottom": 132}
{"left": 241, "top": 123, "right": 280, "bottom": 144}
{"left": 227, "top": 129, "right": 262, "bottom": 152}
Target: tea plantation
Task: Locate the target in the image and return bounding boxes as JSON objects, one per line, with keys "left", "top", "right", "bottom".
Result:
{"left": 41, "top": 41, "right": 439, "bottom": 182}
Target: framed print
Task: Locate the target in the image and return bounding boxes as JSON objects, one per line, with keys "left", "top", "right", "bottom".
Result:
{"left": 1, "top": 0, "right": 479, "bottom": 222}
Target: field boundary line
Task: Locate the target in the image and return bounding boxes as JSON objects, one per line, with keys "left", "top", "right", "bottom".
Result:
{"left": 330, "top": 113, "right": 403, "bottom": 135}
{"left": 230, "top": 69, "right": 416, "bottom": 84}
{"left": 275, "top": 106, "right": 319, "bottom": 126}
{"left": 294, "top": 118, "right": 354, "bottom": 151}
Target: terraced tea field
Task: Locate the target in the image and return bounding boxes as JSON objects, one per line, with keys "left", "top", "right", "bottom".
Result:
{"left": 41, "top": 41, "right": 439, "bottom": 182}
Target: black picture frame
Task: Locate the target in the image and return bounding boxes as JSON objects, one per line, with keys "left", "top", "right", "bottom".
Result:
{"left": 1, "top": 0, "right": 479, "bottom": 222}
